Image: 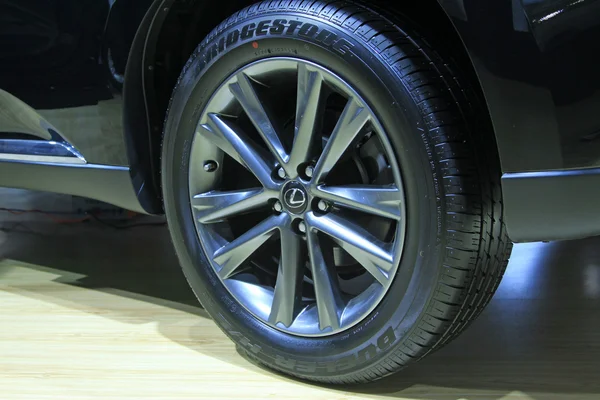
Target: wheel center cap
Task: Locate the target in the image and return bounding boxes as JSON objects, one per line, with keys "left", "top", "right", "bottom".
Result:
{"left": 282, "top": 181, "right": 308, "bottom": 214}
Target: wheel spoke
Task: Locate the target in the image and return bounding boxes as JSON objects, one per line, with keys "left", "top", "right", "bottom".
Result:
{"left": 287, "top": 64, "right": 323, "bottom": 173}
{"left": 313, "top": 184, "right": 403, "bottom": 220}
{"left": 230, "top": 73, "right": 289, "bottom": 169}
{"left": 312, "top": 98, "right": 371, "bottom": 183}
{"left": 306, "top": 228, "right": 344, "bottom": 331}
{"left": 192, "top": 189, "right": 275, "bottom": 224}
{"left": 269, "top": 226, "right": 305, "bottom": 327}
{"left": 200, "top": 113, "right": 277, "bottom": 189}
{"left": 214, "top": 214, "right": 285, "bottom": 280}
{"left": 306, "top": 213, "right": 394, "bottom": 286}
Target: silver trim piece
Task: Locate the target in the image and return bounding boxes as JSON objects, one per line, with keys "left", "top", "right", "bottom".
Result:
{"left": 0, "top": 139, "right": 86, "bottom": 164}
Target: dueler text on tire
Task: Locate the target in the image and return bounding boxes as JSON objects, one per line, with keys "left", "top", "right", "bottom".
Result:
{"left": 162, "top": 0, "right": 513, "bottom": 384}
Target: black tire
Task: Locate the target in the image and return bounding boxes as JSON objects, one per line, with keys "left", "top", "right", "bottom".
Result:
{"left": 162, "top": 0, "right": 513, "bottom": 384}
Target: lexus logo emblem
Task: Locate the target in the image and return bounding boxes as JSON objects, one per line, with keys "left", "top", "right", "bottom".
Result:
{"left": 281, "top": 182, "right": 309, "bottom": 214}
{"left": 284, "top": 188, "right": 307, "bottom": 209}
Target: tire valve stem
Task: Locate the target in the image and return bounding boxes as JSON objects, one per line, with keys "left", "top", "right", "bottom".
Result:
{"left": 203, "top": 161, "right": 218, "bottom": 173}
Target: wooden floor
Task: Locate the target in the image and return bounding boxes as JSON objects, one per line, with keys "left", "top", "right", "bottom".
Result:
{"left": 1, "top": 222, "right": 600, "bottom": 399}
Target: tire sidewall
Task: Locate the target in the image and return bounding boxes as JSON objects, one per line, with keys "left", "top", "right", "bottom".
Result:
{"left": 162, "top": 12, "right": 445, "bottom": 378}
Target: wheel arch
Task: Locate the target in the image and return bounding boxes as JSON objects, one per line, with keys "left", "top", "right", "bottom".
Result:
{"left": 124, "top": 0, "right": 501, "bottom": 212}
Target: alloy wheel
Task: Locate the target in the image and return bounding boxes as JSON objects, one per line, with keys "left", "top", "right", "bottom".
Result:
{"left": 188, "top": 58, "right": 406, "bottom": 337}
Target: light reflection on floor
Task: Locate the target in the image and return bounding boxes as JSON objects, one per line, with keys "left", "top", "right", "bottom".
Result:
{"left": 1, "top": 223, "right": 599, "bottom": 399}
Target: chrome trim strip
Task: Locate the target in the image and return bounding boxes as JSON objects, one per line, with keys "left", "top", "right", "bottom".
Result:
{"left": 503, "top": 167, "right": 600, "bottom": 179}
{"left": 0, "top": 139, "right": 86, "bottom": 164}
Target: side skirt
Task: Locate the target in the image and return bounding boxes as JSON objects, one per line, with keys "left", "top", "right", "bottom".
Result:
{"left": 0, "top": 160, "right": 148, "bottom": 214}
{"left": 502, "top": 168, "right": 600, "bottom": 242}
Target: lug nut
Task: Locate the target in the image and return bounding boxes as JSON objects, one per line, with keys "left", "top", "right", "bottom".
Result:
{"left": 203, "top": 160, "right": 218, "bottom": 172}
{"left": 277, "top": 167, "right": 286, "bottom": 179}
{"left": 298, "top": 221, "right": 307, "bottom": 233}
{"left": 305, "top": 165, "right": 314, "bottom": 178}
{"left": 317, "top": 200, "right": 330, "bottom": 212}
{"left": 273, "top": 201, "right": 283, "bottom": 213}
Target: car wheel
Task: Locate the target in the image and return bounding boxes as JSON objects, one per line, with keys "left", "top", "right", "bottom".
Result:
{"left": 162, "top": 0, "right": 512, "bottom": 384}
